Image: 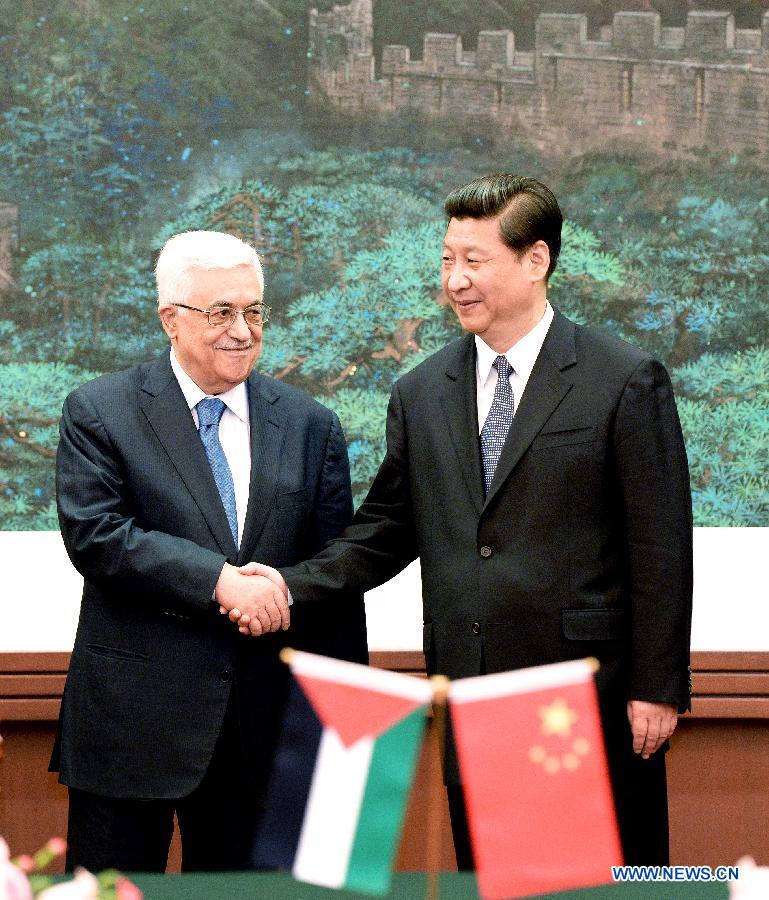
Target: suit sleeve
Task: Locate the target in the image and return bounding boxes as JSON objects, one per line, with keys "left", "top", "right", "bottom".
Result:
{"left": 612, "top": 357, "right": 693, "bottom": 711}
{"left": 281, "top": 382, "right": 418, "bottom": 601}
{"left": 288, "top": 411, "right": 369, "bottom": 663}
{"left": 311, "top": 412, "right": 355, "bottom": 548}
{"left": 56, "top": 389, "right": 226, "bottom": 612}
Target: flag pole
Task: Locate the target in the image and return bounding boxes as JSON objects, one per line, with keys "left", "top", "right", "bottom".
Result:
{"left": 425, "top": 675, "right": 450, "bottom": 900}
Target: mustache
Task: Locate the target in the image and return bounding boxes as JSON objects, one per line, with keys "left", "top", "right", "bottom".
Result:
{"left": 215, "top": 341, "right": 253, "bottom": 350}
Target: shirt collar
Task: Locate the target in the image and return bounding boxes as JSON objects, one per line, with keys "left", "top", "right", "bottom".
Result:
{"left": 475, "top": 301, "right": 554, "bottom": 385}
{"left": 169, "top": 348, "right": 250, "bottom": 424}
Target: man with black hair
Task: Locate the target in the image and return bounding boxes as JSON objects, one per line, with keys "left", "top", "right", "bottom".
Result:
{"left": 246, "top": 174, "right": 693, "bottom": 867}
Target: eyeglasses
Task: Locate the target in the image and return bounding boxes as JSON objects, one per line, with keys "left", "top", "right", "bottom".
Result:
{"left": 171, "top": 302, "right": 271, "bottom": 327}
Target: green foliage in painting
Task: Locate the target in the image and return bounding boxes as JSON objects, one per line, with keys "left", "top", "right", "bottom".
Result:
{"left": 0, "top": 0, "right": 310, "bottom": 243}
{"left": 274, "top": 150, "right": 416, "bottom": 187}
{"left": 552, "top": 221, "right": 626, "bottom": 288}
{"left": 152, "top": 180, "right": 283, "bottom": 251}
{"left": 16, "top": 244, "right": 163, "bottom": 372}
{"left": 0, "top": 362, "right": 97, "bottom": 529}
{"left": 625, "top": 195, "right": 769, "bottom": 364}
{"left": 279, "top": 222, "right": 448, "bottom": 381}
{"left": 280, "top": 183, "right": 436, "bottom": 286}
{"left": 317, "top": 389, "right": 391, "bottom": 506}
{"left": 546, "top": 220, "right": 628, "bottom": 328}
{"left": 672, "top": 349, "right": 769, "bottom": 526}
{"left": 0, "top": 100, "right": 769, "bottom": 528}
{"left": 1, "top": 80, "right": 141, "bottom": 234}
{"left": 153, "top": 178, "right": 437, "bottom": 297}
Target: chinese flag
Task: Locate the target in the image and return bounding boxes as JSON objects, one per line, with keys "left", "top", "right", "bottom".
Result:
{"left": 448, "top": 658, "right": 622, "bottom": 900}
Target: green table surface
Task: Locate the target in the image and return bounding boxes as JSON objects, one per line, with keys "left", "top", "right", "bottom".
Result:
{"left": 119, "top": 872, "right": 730, "bottom": 899}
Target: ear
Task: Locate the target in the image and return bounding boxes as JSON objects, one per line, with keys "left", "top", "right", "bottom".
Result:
{"left": 527, "top": 240, "right": 551, "bottom": 282}
{"left": 158, "top": 304, "right": 177, "bottom": 340}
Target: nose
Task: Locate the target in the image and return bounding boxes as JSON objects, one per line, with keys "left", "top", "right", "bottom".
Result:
{"left": 227, "top": 310, "right": 254, "bottom": 340}
{"left": 446, "top": 262, "right": 471, "bottom": 294}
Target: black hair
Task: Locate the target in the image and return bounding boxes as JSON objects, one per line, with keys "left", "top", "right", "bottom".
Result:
{"left": 444, "top": 174, "right": 562, "bottom": 279}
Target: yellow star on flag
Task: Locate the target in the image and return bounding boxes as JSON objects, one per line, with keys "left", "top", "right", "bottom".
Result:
{"left": 539, "top": 698, "right": 578, "bottom": 738}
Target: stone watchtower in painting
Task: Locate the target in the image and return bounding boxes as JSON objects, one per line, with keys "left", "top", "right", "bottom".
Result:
{"left": 308, "top": 2, "right": 769, "bottom": 162}
{"left": 0, "top": 202, "right": 18, "bottom": 291}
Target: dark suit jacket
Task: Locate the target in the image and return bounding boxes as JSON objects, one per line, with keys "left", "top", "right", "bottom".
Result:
{"left": 52, "top": 352, "right": 367, "bottom": 799}
{"left": 282, "top": 310, "right": 693, "bottom": 779}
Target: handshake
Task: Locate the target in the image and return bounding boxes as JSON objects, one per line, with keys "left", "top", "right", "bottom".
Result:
{"left": 214, "top": 562, "right": 290, "bottom": 637}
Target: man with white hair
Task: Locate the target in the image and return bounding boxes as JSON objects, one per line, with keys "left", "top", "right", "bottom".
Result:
{"left": 52, "top": 231, "right": 367, "bottom": 872}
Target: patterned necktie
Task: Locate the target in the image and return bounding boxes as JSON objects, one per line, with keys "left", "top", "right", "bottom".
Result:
{"left": 480, "top": 355, "right": 515, "bottom": 495}
{"left": 196, "top": 398, "right": 238, "bottom": 548}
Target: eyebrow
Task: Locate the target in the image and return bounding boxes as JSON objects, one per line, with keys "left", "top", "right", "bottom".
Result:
{"left": 442, "top": 244, "right": 487, "bottom": 253}
{"left": 210, "top": 300, "right": 263, "bottom": 307}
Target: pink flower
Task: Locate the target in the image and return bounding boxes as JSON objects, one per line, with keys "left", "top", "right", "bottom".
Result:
{"left": 12, "top": 858, "right": 33, "bottom": 875}
{"left": 37, "top": 867, "right": 98, "bottom": 899}
{"left": 115, "top": 876, "right": 143, "bottom": 900}
{"left": 0, "top": 837, "right": 33, "bottom": 900}
{"left": 44, "top": 839, "right": 67, "bottom": 858}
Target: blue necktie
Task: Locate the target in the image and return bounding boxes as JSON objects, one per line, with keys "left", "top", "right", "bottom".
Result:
{"left": 480, "top": 355, "right": 515, "bottom": 495}
{"left": 196, "top": 398, "right": 238, "bottom": 548}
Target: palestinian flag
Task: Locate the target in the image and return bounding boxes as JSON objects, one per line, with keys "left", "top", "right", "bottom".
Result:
{"left": 252, "top": 650, "right": 433, "bottom": 895}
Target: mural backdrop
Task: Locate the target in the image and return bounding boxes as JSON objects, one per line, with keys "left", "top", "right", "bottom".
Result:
{"left": 0, "top": 0, "right": 767, "bottom": 530}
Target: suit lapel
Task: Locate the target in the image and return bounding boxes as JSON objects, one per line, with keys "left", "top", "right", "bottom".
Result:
{"left": 483, "top": 311, "right": 576, "bottom": 509}
{"left": 441, "top": 336, "right": 484, "bottom": 516}
{"left": 237, "top": 373, "right": 286, "bottom": 564}
{"left": 140, "top": 354, "right": 237, "bottom": 557}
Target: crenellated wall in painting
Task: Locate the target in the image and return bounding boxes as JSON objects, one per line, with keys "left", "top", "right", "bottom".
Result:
{"left": 310, "top": 3, "right": 769, "bottom": 161}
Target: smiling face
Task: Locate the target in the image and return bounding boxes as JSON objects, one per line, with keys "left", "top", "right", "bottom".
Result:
{"left": 441, "top": 215, "right": 550, "bottom": 352}
{"left": 159, "top": 264, "right": 263, "bottom": 395}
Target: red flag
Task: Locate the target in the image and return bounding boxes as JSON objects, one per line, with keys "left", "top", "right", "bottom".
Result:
{"left": 449, "top": 658, "right": 622, "bottom": 900}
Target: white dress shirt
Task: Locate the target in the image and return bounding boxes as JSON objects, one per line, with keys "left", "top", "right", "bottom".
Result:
{"left": 475, "top": 302, "right": 554, "bottom": 433}
{"left": 170, "top": 349, "right": 251, "bottom": 546}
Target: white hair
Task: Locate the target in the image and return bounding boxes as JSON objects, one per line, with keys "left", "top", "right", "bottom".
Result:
{"left": 155, "top": 230, "right": 264, "bottom": 308}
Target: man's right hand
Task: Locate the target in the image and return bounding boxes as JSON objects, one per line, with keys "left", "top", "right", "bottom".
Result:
{"left": 215, "top": 563, "right": 290, "bottom": 637}
{"left": 240, "top": 562, "right": 288, "bottom": 595}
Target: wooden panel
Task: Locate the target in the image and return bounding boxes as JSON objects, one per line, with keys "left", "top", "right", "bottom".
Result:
{"left": 0, "top": 653, "right": 71, "bottom": 673}
{"left": 668, "top": 717, "right": 769, "bottom": 865}
{"left": 0, "top": 655, "right": 69, "bottom": 723}
{"left": 691, "top": 651, "right": 769, "bottom": 670}
{"left": 394, "top": 717, "right": 456, "bottom": 871}
{"left": 6, "top": 649, "right": 769, "bottom": 681}
{"left": 693, "top": 673, "right": 769, "bottom": 694}
{"left": 689, "top": 652, "right": 769, "bottom": 719}
{"left": 0, "top": 721, "right": 68, "bottom": 868}
{"left": 369, "top": 650, "right": 425, "bottom": 672}
{"left": 691, "top": 697, "right": 769, "bottom": 718}
{"left": 0, "top": 675, "right": 67, "bottom": 696}
{"left": 0, "top": 698, "right": 62, "bottom": 720}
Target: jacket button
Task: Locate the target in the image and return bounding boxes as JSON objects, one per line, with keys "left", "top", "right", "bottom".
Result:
{"left": 219, "top": 668, "right": 233, "bottom": 684}
{"left": 472, "top": 622, "right": 481, "bottom": 635}
{"left": 480, "top": 545, "right": 492, "bottom": 558}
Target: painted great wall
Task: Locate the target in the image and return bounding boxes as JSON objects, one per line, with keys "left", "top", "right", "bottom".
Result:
{"left": 308, "top": 1, "right": 769, "bottom": 160}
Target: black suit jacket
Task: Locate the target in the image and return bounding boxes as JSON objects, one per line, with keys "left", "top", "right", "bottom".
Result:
{"left": 53, "top": 352, "right": 367, "bottom": 799}
{"left": 283, "top": 311, "right": 693, "bottom": 778}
